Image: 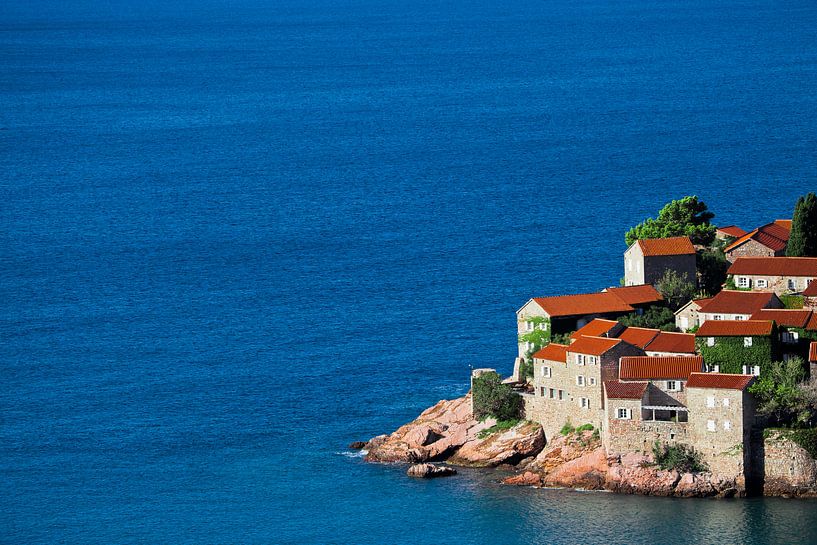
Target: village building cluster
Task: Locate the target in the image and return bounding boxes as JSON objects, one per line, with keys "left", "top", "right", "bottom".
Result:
{"left": 505, "top": 217, "right": 817, "bottom": 484}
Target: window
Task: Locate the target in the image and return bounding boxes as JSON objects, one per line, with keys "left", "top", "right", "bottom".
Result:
{"left": 617, "top": 408, "right": 631, "bottom": 420}
{"left": 744, "top": 337, "right": 753, "bottom": 347}
{"left": 589, "top": 377, "right": 597, "bottom": 386}
{"left": 705, "top": 363, "right": 719, "bottom": 373}
{"left": 549, "top": 388, "right": 556, "bottom": 399}
{"left": 756, "top": 279, "right": 768, "bottom": 288}
{"left": 588, "top": 356, "right": 597, "bottom": 365}
{"left": 723, "top": 420, "right": 731, "bottom": 431}
{"left": 752, "top": 366, "right": 761, "bottom": 376}
{"left": 738, "top": 277, "right": 749, "bottom": 288}
{"left": 782, "top": 331, "right": 799, "bottom": 344}
{"left": 576, "top": 375, "right": 585, "bottom": 386}
{"left": 579, "top": 397, "right": 590, "bottom": 409}
{"left": 666, "top": 380, "right": 679, "bottom": 392}
{"left": 576, "top": 354, "right": 585, "bottom": 366}
{"left": 734, "top": 315, "right": 745, "bottom": 321}
{"left": 707, "top": 420, "right": 716, "bottom": 432}
{"left": 723, "top": 398, "right": 730, "bottom": 407}
{"left": 540, "top": 387, "right": 546, "bottom": 397}
{"left": 707, "top": 396, "right": 715, "bottom": 408}
{"left": 742, "top": 365, "right": 761, "bottom": 376}
{"left": 788, "top": 279, "right": 796, "bottom": 290}
{"left": 525, "top": 341, "right": 534, "bottom": 351}
{"left": 542, "top": 366, "right": 552, "bottom": 378}
{"left": 526, "top": 321, "right": 534, "bottom": 332}
{"left": 713, "top": 315, "right": 723, "bottom": 321}
{"left": 707, "top": 337, "right": 715, "bottom": 347}
{"left": 558, "top": 390, "right": 564, "bottom": 401}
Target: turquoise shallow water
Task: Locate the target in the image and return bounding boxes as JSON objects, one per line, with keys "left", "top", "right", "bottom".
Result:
{"left": 2, "top": 0, "right": 817, "bottom": 543}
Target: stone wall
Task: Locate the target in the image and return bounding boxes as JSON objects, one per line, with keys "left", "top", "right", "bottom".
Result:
{"left": 643, "top": 254, "right": 697, "bottom": 287}
{"left": 603, "top": 396, "right": 688, "bottom": 455}
{"left": 731, "top": 273, "right": 815, "bottom": 295}
{"left": 761, "top": 431, "right": 817, "bottom": 496}
{"left": 726, "top": 238, "right": 781, "bottom": 263}
{"left": 687, "top": 387, "right": 752, "bottom": 482}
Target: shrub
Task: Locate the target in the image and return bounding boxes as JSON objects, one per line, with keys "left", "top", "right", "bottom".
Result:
{"left": 560, "top": 421, "right": 576, "bottom": 436}
{"left": 749, "top": 357, "right": 817, "bottom": 427}
{"left": 518, "top": 358, "right": 534, "bottom": 381}
{"left": 652, "top": 441, "right": 708, "bottom": 473}
{"left": 472, "top": 372, "right": 522, "bottom": 421}
{"left": 477, "top": 419, "right": 521, "bottom": 439}
{"left": 619, "top": 306, "right": 677, "bottom": 331}
{"left": 575, "top": 423, "right": 594, "bottom": 433}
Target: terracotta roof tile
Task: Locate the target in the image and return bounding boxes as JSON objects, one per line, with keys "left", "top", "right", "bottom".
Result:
{"left": 725, "top": 222, "right": 790, "bottom": 253}
{"left": 806, "top": 313, "right": 817, "bottom": 332}
{"left": 803, "top": 281, "right": 817, "bottom": 297}
{"left": 605, "top": 381, "right": 648, "bottom": 400}
{"left": 616, "top": 327, "right": 660, "bottom": 349}
{"left": 695, "top": 320, "right": 774, "bottom": 337}
{"left": 644, "top": 331, "right": 696, "bottom": 354}
{"left": 620, "top": 356, "right": 703, "bottom": 380}
{"left": 568, "top": 335, "right": 623, "bottom": 356}
{"left": 749, "top": 309, "right": 812, "bottom": 329}
{"left": 570, "top": 319, "right": 620, "bottom": 340}
{"left": 533, "top": 293, "right": 634, "bottom": 318}
{"left": 698, "top": 290, "right": 778, "bottom": 315}
{"left": 727, "top": 257, "right": 817, "bottom": 277}
{"left": 636, "top": 236, "right": 696, "bottom": 257}
{"left": 717, "top": 225, "right": 748, "bottom": 238}
{"left": 686, "top": 372, "right": 754, "bottom": 390}
{"left": 532, "top": 343, "right": 569, "bottom": 363}
{"left": 605, "top": 284, "right": 664, "bottom": 306}
{"left": 810, "top": 342, "right": 817, "bottom": 363}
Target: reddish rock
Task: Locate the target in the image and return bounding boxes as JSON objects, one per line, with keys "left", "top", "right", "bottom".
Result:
{"left": 544, "top": 448, "right": 608, "bottom": 490}
{"left": 503, "top": 471, "right": 543, "bottom": 487}
{"left": 448, "top": 421, "right": 546, "bottom": 468}
{"left": 406, "top": 463, "right": 457, "bottom": 478}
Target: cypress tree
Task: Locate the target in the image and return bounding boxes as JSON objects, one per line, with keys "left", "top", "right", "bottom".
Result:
{"left": 787, "top": 192, "right": 817, "bottom": 257}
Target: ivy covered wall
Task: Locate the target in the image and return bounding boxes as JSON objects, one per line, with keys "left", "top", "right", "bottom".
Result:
{"left": 696, "top": 335, "right": 778, "bottom": 374}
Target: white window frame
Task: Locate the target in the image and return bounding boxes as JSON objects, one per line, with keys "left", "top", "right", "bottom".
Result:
{"left": 576, "top": 375, "right": 585, "bottom": 386}
{"left": 723, "top": 420, "right": 731, "bottom": 431}
{"left": 744, "top": 337, "right": 753, "bottom": 347}
{"left": 526, "top": 321, "right": 534, "bottom": 332}
{"left": 738, "top": 276, "right": 749, "bottom": 288}
{"left": 756, "top": 279, "right": 768, "bottom": 288}
{"left": 540, "top": 387, "right": 546, "bottom": 397}
{"left": 788, "top": 279, "right": 796, "bottom": 290}
{"left": 576, "top": 354, "right": 585, "bottom": 366}
{"left": 616, "top": 408, "right": 631, "bottom": 420}
{"left": 549, "top": 388, "right": 556, "bottom": 399}
{"left": 589, "top": 377, "right": 597, "bottom": 386}
{"left": 707, "top": 337, "right": 715, "bottom": 347}
{"left": 707, "top": 420, "right": 716, "bottom": 432}
{"left": 579, "top": 397, "right": 590, "bottom": 409}
{"left": 723, "top": 398, "right": 730, "bottom": 407}
{"left": 666, "top": 380, "right": 679, "bottom": 392}
{"left": 588, "top": 356, "right": 597, "bottom": 365}
{"left": 542, "top": 366, "right": 552, "bottom": 378}
{"left": 707, "top": 396, "right": 715, "bottom": 408}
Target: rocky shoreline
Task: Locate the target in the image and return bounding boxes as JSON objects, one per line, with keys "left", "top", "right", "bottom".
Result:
{"left": 357, "top": 394, "right": 817, "bottom": 498}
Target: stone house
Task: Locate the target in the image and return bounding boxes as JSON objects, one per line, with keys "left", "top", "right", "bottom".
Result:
{"left": 618, "top": 355, "right": 704, "bottom": 407}
{"left": 515, "top": 285, "right": 662, "bottom": 357}
{"left": 686, "top": 373, "right": 757, "bottom": 486}
{"left": 572, "top": 318, "right": 696, "bottom": 356}
{"left": 727, "top": 257, "right": 817, "bottom": 295}
{"left": 525, "top": 335, "right": 644, "bottom": 440}
{"left": 674, "top": 297, "right": 711, "bottom": 331}
{"left": 624, "top": 236, "right": 697, "bottom": 287}
{"left": 602, "top": 381, "right": 689, "bottom": 456}
{"left": 724, "top": 220, "right": 790, "bottom": 263}
{"left": 697, "top": 290, "right": 783, "bottom": 323}
{"left": 643, "top": 331, "right": 697, "bottom": 356}
{"left": 695, "top": 320, "right": 778, "bottom": 375}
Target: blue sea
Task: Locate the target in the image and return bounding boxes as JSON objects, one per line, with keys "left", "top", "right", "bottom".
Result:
{"left": 3, "top": 0, "right": 817, "bottom": 543}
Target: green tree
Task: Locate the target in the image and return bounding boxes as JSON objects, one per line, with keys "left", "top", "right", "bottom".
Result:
{"left": 625, "top": 196, "right": 716, "bottom": 247}
{"left": 655, "top": 269, "right": 696, "bottom": 311}
{"left": 618, "top": 306, "right": 677, "bottom": 331}
{"left": 472, "top": 372, "right": 522, "bottom": 421}
{"left": 749, "top": 357, "right": 817, "bottom": 427}
{"left": 787, "top": 192, "right": 817, "bottom": 257}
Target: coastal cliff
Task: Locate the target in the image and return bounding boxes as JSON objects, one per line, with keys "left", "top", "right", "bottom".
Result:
{"left": 362, "top": 394, "right": 817, "bottom": 498}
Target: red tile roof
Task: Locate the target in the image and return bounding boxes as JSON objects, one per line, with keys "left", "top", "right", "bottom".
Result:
{"left": 725, "top": 221, "right": 790, "bottom": 253}
{"left": 645, "top": 331, "right": 696, "bottom": 354}
{"left": 749, "top": 309, "right": 812, "bottom": 329}
{"left": 803, "top": 281, "right": 817, "bottom": 297}
{"left": 570, "top": 319, "right": 620, "bottom": 340}
{"left": 605, "top": 381, "right": 648, "bottom": 400}
{"left": 533, "top": 343, "right": 569, "bottom": 363}
{"left": 616, "top": 327, "right": 660, "bottom": 349}
{"left": 605, "top": 285, "right": 664, "bottom": 306}
{"left": 698, "top": 290, "right": 778, "bottom": 315}
{"left": 695, "top": 320, "right": 774, "bottom": 337}
{"left": 568, "top": 335, "right": 623, "bottom": 356}
{"left": 636, "top": 236, "right": 696, "bottom": 257}
{"left": 807, "top": 313, "right": 817, "bottom": 332}
{"left": 686, "top": 372, "right": 754, "bottom": 390}
{"left": 533, "top": 292, "right": 634, "bottom": 318}
{"left": 619, "top": 356, "right": 703, "bottom": 380}
{"left": 810, "top": 342, "right": 817, "bottom": 363}
{"left": 727, "top": 257, "right": 817, "bottom": 277}
{"left": 717, "top": 225, "right": 748, "bottom": 238}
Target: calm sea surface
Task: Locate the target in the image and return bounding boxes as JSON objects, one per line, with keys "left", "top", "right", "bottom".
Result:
{"left": 3, "top": 0, "right": 817, "bottom": 543}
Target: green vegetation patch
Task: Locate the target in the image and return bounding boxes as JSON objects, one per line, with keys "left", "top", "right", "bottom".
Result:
{"left": 652, "top": 441, "right": 708, "bottom": 473}
{"left": 477, "top": 419, "right": 522, "bottom": 439}
{"left": 472, "top": 371, "right": 522, "bottom": 422}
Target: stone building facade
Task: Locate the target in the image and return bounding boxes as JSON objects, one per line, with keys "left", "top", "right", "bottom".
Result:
{"left": 727, "top": 257, "right": 817, "bottom": 295}
{"left": 724, "top": 220, "right": 790, "bottom": 263}
{"left": 624, "top": 236, "right": 697, "bottom": 287}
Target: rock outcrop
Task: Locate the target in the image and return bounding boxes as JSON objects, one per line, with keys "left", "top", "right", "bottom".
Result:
{"left": 406, "top": 463, "right": 457, "bottom": 478}
{"left": 364, "top": 394, "right": 546, "bottom": 467}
